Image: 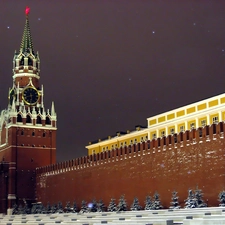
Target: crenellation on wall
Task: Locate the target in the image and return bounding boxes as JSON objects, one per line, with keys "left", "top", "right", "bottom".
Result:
{"left": 37, "top": 122, "right": 224, "bottom": 177}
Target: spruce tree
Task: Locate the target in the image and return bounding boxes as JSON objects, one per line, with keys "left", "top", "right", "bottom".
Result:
{"left": 107, "top": 198, "right": 117, "bottom": 212}
{"left": 56, "top": 201, "right": 64, "bottom": 213}
{"left": 97, "top": 199, "right": 106, "bottom": 212}
{"left": 195, "top": 187, "right": 207, "bottom": 207}
{"left": 90, "top": 199, "right": 98, "bottom": 212}
{"left": 80, "top": 200, "right": 89, "bottom": 213}
{"left": 46, "top": 202, "right": 51, "bottom": 214}
{"left": 130, "top": 197, "right": 142, "bottom": 211}
{"left": 151, "top": 192, "right": 163, "bottom": 210}
{"left": 169, "top": 191, "right": 180, "bottom": 209}
{"left": 218, "top": 190, "right": 225, "bottom": 207}
{"left": 144, "top": 195, "right": 152, "bottom": 210}
{"left": 72, "top": 201, "right": 78, "bottom": 213}
{"left": 12, "top": 204, "right": 18, "bottom": 215}
{"left": 117, "top": 195, "right": 127, "bottom": 211}
{"left": 184, "top": 189, "right": 197, "bottom": 208}
{"left": 65, "top": 201, "right": 72, "bottom": 213}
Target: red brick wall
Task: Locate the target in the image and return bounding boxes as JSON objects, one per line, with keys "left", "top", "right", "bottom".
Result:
{"left": 0, "top": 126, "right": 56, "bottom": 208}
{"left": 36, "top": 123, "right": 225, "bottom": 208}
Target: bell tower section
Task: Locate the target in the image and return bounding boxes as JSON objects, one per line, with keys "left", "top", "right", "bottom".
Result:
{"left": 0, "top": 7, "right": 57, "bottom": 213}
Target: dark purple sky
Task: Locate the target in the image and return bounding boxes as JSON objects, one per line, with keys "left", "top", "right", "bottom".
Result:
{"left": 0, "top": 1, "right": 225, "bottom": 162}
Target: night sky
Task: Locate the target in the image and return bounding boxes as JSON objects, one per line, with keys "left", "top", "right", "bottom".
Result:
{"left": 0, "top": 1, "right": 225, "bottom": 162}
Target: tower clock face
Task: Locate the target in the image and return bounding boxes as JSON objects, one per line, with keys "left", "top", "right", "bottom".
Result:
{"left": 22, "top": 86, "right": 39, "bottom": 105}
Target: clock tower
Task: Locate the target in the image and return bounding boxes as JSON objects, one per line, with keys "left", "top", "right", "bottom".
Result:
{"left": 0, "top": 7, "right": 57, "bottom": 214}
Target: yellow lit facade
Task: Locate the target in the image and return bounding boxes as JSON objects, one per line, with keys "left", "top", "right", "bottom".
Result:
{"left": 86, "top": 93, "right": 225, "bottom": 155}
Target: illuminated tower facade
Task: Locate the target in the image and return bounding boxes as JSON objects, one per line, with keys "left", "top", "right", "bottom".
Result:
{"left": 0, "top": 7, "right": 57, "bottom": 213}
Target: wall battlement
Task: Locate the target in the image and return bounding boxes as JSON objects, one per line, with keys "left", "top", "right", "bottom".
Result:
{"left": 37, "top": 122, "right": 224, "bottom": 176}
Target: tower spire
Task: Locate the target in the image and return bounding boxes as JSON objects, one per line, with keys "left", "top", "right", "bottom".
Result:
{"left": 20, "top": 6, "right": 34, "bottom": 54}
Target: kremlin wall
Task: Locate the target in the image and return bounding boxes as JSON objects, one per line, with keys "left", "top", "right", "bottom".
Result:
{"left": 36, "top": 121, "right": 225, "bottom": 208}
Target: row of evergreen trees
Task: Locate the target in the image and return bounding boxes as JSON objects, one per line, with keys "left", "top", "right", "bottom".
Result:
{"left": 12, "top": 189, "right": 225, "bottom": 214}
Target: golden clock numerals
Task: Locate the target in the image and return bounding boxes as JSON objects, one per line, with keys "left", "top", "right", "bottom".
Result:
{"left": 22, "top": 87, "right": 40, "bottom": 105}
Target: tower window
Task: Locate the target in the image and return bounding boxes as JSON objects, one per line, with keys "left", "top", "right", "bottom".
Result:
{"left": 46, "top": 117, "right": 51, "bottom": 125}
{"left": 21, "top": 130, "right": 24, "bottom": 135}
{"left": 28, "top": 57, "right": 33, "bottom": 66}
{"left": 32, "top": 131, "right": 35, "bottom": 136}
{"left": 36, "top": 116, "right": 42, "bottom": 124}
{"left": 17, "top": 114, "right": 22, "bottom": 123}
{"left": 43, "top": 132, "right": 46, "bottom": 137}
{"left": 26, "top": 115, "right": 32, "bottom": 123}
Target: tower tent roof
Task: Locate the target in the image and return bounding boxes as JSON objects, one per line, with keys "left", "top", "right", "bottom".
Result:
{"left": 20, "top": 7, "right": 34, "bottom": 54}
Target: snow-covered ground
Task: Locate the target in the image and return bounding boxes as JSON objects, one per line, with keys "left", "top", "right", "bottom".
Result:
{"left": 1, "top": 207, "right": 225, "bottom": 224}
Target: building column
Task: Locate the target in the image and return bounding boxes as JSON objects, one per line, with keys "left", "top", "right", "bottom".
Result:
{"left": 7, "top": 162, "right": 16, "bottom": 215}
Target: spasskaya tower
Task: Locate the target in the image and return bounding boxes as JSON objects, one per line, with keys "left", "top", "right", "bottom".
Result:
{"left": 0, "top": 7, "right": 57, "bottom": 214}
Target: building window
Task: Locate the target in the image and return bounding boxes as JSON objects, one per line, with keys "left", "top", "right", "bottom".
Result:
{"left": 130, "top": 140, "right": 133, "bottom": 145}
{"left": 120, "top": 143, "right": 123, "bottom": 146}
{"left": 111, "top": 145, "right": 114, "bottom": 149}
{"left": 201, "top": 120, "right": 206, "bottom": 127}
{"left": 145, "top": 136, "right": 148, "bottom": 140}
{"left": 141, "top": 137, "right": 144, "bottom": 142}
{"left": 180, "top": 126, "right": 184, "bottom": 132}
{"left": 103, "top": 147, "right": 105, "bottom": 151}
{"left": 170, "top": 128, "right": 175, "bottom": 135}
{"left": 134, "top": 139, "right": 137, "bottom": 144}
{"left": 32, "top": 131, "right": 35, "bottom": 136}
{"left": 161, "top": 131, "right": 165, "bottom": 137}
{"left": 92, "top": 150, "right": 95, "bottom": 154}
{"left": 124, "top": 142, "right": 127, "bottom": 145}
{"left": 213, "top": 116, "right": 218, "bottom": 124}
{"left": 190, "top": 123, "right": 195, "bottom": 129}
{"left": 152, "top": 133, "right": 156, "bottom": 139}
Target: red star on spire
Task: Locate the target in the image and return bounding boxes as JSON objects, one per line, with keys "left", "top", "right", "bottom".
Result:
{"left": 25, "top": 6, "right": 30, "bottom": 16}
